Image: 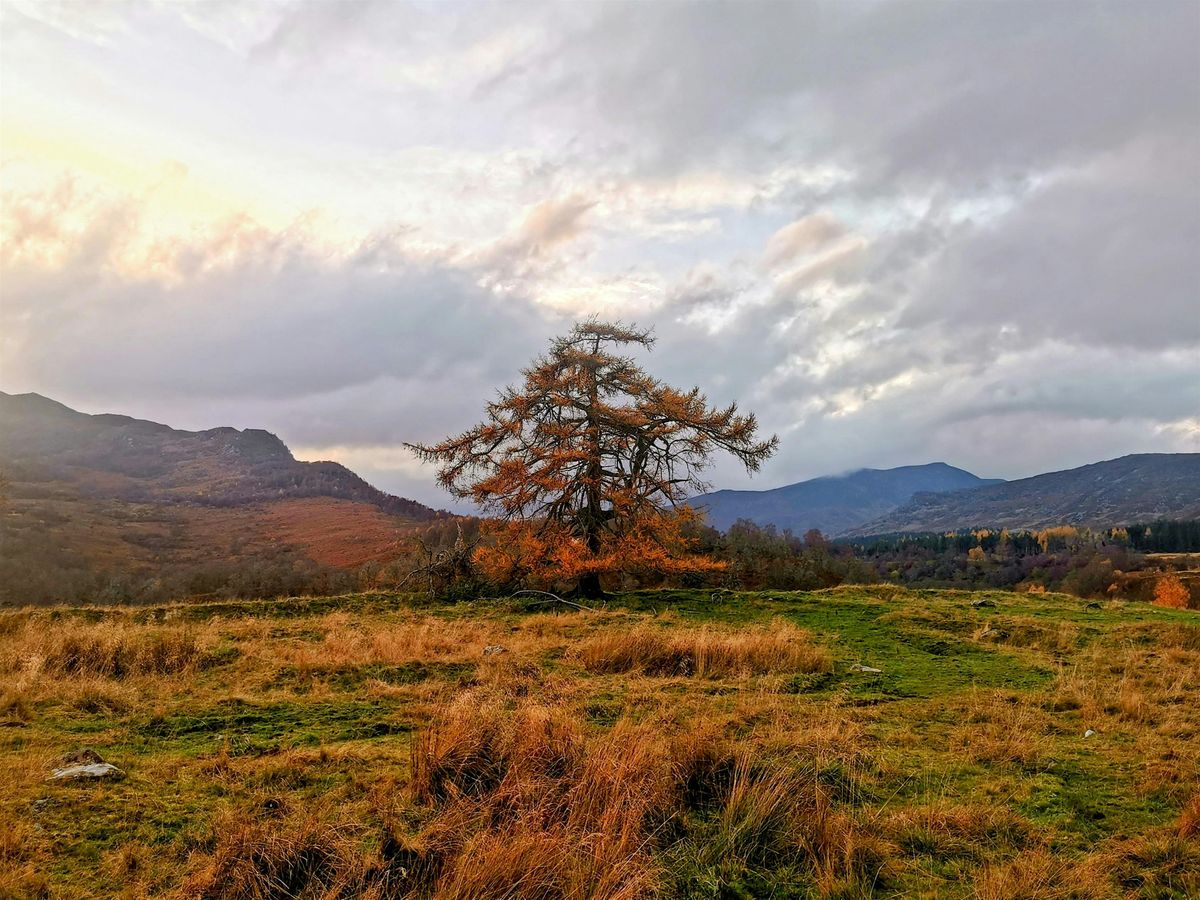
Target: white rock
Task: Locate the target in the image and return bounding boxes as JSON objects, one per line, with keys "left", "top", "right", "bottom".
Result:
{"left": 850, "top": 664, "right": 882, "bottom": 673}
{"left": 49, "top": 763, "right": 123, "bottom": 781}
{"left": 1084, "top": 729, "right": 1096, "bottom": 738}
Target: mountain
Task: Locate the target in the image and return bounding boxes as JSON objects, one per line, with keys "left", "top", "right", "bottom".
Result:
{"left": 0, "top": 392, "right": 442, "bottom": 603}
{"left": 847, "top": 453, "right": 1200, "bottom": 536}
{"left": 689, "top": 463, "right": 1002, "bottom": 536}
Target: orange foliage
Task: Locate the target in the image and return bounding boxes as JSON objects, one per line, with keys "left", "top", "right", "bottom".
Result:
{"left": 473, "top": 507, "right": 725, "bottom": 591}
{"left": 1035, "top": 526, "right": 1079, "bottom": 552}
{"left": 408, "top": 321, "right": 776, "bottom": 595}
{"left": 1154, "top": 574, "right": 1192, "bottom": 609}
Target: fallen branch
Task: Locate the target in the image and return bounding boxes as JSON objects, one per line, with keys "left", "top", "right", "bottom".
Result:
{"left": 510, "top": 590, "right": 597, "bottom": 613}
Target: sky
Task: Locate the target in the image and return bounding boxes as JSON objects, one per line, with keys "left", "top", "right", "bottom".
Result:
{"left": 1, "top": 0, "right": 1198, "bottom": 511}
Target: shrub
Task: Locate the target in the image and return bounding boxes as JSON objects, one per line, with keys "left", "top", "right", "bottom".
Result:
{"left": 1154, "top": 574, "right": 1192, "bottom": 609}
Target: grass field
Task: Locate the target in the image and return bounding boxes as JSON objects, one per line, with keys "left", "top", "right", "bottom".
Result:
{"left": 1, "top": 586, "right": 1197, "bottom": 898}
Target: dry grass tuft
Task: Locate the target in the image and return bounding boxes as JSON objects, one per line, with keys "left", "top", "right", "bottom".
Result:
{"left": 973, "top": 616, "right": 1079, "bottom": 654}
{"left": 707, "top": 753, "right": 827, "bottom": 866}
{"left": 180, "top": 807, "right": 362, "bottom": 899}
{"left": 971, "top": 849, "right": 1078, "bottom": 899}
{"left": 1180, "top": 791, "right": 1200, "bottom": 839}
{"left": 952, "top": 691, "right": 1051, "bottom": 768}
{"left": 275, "top": 615, "right": 491, "bottom": 672}
{"left": 397, "top": 694, "right": 868, "bottom": 897}
{"left": 575, "top": 620, "right": 831, "bottom": 677}
{"left": 887, "top": 803, "right": 1034, "bottom": 861}
{"left": 404, "top": 697, "right": 672, "bottom": 897}
{"left": 410, "top": 696, "right": 586, "bottom": 805}
{"left": 1080, "top": 832, "right": 1200, "bottom": 897}
{"left": 0, "top": 818, "right": 49, "bottom": 899}
{"left": 3, "top": 621, "right": 214, "bottom": 679}
{"left": 0, "top": 689, "right": 31, "bottom": 725}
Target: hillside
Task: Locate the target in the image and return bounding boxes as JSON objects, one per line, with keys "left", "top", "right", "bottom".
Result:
{"left": 2, "top": 587, "right": 1196, "bottom": 897}
{"left": 849, "top": 453, "right": 1200, "bottom": 536}
{"left": 689, "top": 462, "right": 1001, "bottom": 535}
{"left": 0, "top": 392, "right": 441, "bottom": 603}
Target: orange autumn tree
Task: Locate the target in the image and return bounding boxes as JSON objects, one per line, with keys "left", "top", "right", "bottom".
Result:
{"left": 407, "top": 320, "right": 778, "bottom": 597}
{"left": 1154, "top": 573, "right": 1191, "bottom": 609}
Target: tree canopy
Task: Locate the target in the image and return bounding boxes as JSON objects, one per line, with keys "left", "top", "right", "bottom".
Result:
{"left": 408, "top": 320, "right": 778, "bottom": 596}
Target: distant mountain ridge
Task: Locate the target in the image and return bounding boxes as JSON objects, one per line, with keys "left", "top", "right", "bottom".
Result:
{"left": 0, "top": 391, "right": 436, "bottom": 520}
{"left": 689, "top": 462, "right": 1002, "bottom": 536}
{"left": 847, "top": 453, "right": 1200, "bottom": 536}
{"left": 0, "top": 391, "right": 441, "bottom": 604}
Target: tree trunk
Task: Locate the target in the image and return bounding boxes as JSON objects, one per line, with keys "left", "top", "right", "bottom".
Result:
{"left": 578, "top": 339, "right": 605, "bottom": 603}
{"left": 576, "top": 571, "right": 604, "bottom": 600}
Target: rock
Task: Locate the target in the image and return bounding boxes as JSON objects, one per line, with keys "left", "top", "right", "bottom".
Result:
{"left": 971, "top": 599, "right": 996, "bottom": 608}
{"left": 850, "top": 664, "right": 882, "bottom": 674}
{"left": 56, "top": 748, "right": 104, "bottom": 767}
{"left": 49, "top": 762, "right": 124, "bottom": 781}
{"left": 1084, "top": 729, "right": 1096, "bottom": 738}
{"left": 482, "top": 645, "right": 508, "bottom": 656}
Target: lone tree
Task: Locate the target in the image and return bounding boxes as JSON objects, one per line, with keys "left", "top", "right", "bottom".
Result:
{"left": 407, "top": 321, "right": 778, "bottom": 597}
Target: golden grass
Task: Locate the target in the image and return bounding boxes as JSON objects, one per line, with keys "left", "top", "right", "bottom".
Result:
{"left": 1179, "top": 791, "right": 1200, "bottom": 839}
{"left": 951, "top": 690, "right": 1052, "bottom": 768}
{"left": 2, "top": 588, "right": 1198, "bottom": 898}
{"left": 177, "top": 687, "right": 885, "bottom": 899}
{"left": 180, "top": 806, "right": 364, "bottom": 899}
{"left": 0, "top": 620, "right": 213, "bottom": 679}
{"left": 971, "top": 849, "right": 1078, "bottom": 899}
{"left": 273, "top": 616, "right": 491, "bottom": 671}
{"left": 574, "top": 620, "right": 831, "bottom": 677}
{"left": 0, "top": 818, "right": 48, "bottom": 899}
{"left": 973, "top": 616, "right": 1080, "bottom": 654}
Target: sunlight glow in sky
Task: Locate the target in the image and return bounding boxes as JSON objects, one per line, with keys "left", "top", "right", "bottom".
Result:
{"left": 2, "top": 0, "right": 1197, "bottom": 508}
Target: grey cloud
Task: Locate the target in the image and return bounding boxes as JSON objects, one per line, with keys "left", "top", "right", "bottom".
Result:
{"left": 516, "top": 194, "right": 594, "bottom": 252}
{"left": 3, "top": 0, "right": 1197, "bottom": 507}
{"left": 528, "top": 1, "right": 1199, "bottom": 185}
{"left": 0, "top": 189, "right": 557, "bottom": 449}
{"left": 903, "top": 135, "right": 1200, "bottom": 350}
{"left": 760, "top": 214, "right": 845, "bottom": 270}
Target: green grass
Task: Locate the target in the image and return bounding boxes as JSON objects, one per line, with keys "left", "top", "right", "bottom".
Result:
{"left": 2, "top": 585, "right": 1196, "bottom": 897}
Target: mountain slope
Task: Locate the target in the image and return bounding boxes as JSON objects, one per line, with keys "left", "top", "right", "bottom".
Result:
{"left": 848, "top": 453, "right": 1200, "bottom": 536}
{"left": 689, "top": 463, "right": 1002, "bottom": 535}
{"left": 0, "top": 392, "right": 441, "bottom": 603}
{"left": 0, "top": 391, "right": 435, "bottom": 518}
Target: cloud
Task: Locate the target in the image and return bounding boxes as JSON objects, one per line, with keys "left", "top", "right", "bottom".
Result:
{"left": 0, "top": 175, "right": 557, "bottom": 447}
{"left": 525, "top": 1, "right": 1199, "bottom": 184}
{"left": 1, "top": 0, "right": 1197, "bottom": 507}
{"left": 760, "top": 214, "right": 845, "bottom": 270}
{"left": 518, "top": 194, "right": 593, "bottom": 249}
{"left": 903, "top": 135, "right": 1200, "bottom": 351}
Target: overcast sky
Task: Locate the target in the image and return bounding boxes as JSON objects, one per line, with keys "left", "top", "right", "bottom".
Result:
{"left": 2, "top": 0, "right": 1197, "bottom": 510}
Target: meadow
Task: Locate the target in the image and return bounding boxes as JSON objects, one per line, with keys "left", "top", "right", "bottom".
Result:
{"left": 1, "top": 586, "right": 1197, "bottom": 898}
